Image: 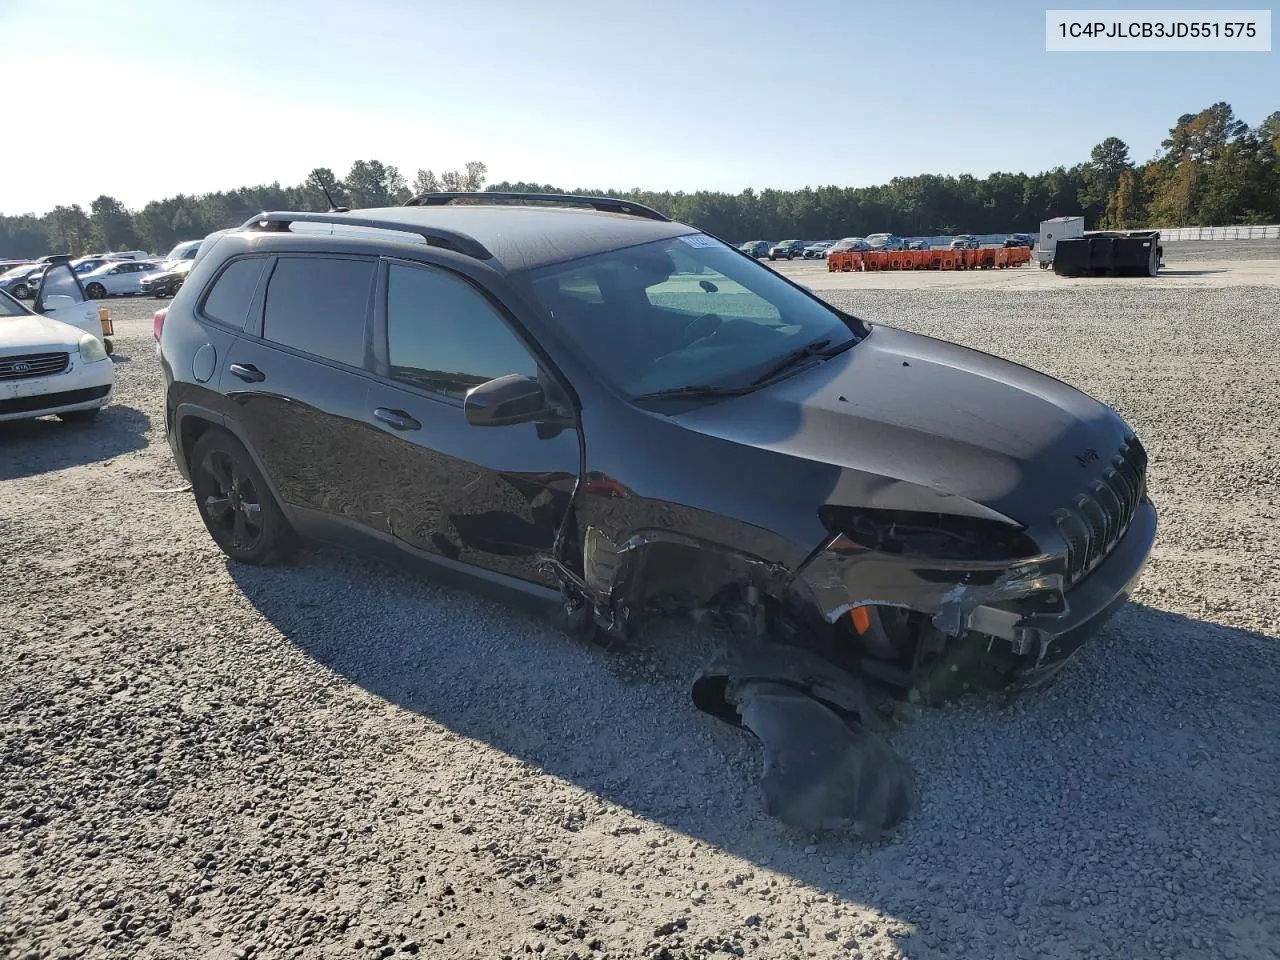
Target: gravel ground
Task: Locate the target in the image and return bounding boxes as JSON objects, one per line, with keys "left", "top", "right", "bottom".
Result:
{"left": 1160, "top": 240, "right": 1280, "bottom": 262}
{"left": 2, "top": 267, "right": 1279, "bottom": 960}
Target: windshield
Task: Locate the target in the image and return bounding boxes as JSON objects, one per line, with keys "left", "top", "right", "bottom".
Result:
{"left": 74, "top": 260, "right": 105, "bottom": 273}
{"left": 165, "top": 242, "right": 195, "bottom": 260}
{"left": 1, "top": 265, "right": 34, "bottom": 280}
{"left": 523, "top": 235, "right": 862, "bottom": 398}
{"left": 0, "top": 289, "right": 29, "bottom": 317}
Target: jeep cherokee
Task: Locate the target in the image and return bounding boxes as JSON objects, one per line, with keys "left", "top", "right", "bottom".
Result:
{"left": 158, "top": 192, "right": 1156, "bottom": 832}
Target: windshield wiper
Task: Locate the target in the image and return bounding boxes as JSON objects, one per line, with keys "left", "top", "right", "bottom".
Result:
{"left": 750, "top": 336, "right": 850, "bottom": 386}
{"left": 631, "top": 384, "right": 755, "bottom": 401}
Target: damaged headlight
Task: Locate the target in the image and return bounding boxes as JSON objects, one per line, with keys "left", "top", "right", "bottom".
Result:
{"left": 817, "top": 506, "right": 1040, "bottom": 563}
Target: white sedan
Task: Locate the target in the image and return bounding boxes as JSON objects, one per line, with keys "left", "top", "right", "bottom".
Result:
{"left": 78, "top": 259, "right": 163, "bottom": 299}
{"left": 0, "top": 286, "right": 114, "bottom": 423}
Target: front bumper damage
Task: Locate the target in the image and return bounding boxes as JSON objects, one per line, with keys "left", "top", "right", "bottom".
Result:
{"left": 791, "top": 499, "right": 1157, "bottom": 690}
{"left": 689, "top": 500, "right": 1156, "bottom": 836}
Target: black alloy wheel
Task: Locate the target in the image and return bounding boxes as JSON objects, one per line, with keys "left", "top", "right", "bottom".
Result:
{"left": 190, "top": 430, "right": 293, "bottom": 564}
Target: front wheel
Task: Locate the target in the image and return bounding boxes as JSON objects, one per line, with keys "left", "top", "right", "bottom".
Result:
{"left": 85, "top": 282, "right": 106, "bottom": 299}
{"left": 190, "top": 429, "right": 294, "bottom": 565}
{"left": 11, "top": 283, "right": 29, "bottom": 299}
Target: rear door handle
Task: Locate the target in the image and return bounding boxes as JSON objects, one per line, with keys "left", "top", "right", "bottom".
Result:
{"left": 228, "top": 363, "right": 265, "bottom": 383}
{"left": 373, "top": 407, "right": 421, "bottom": 431}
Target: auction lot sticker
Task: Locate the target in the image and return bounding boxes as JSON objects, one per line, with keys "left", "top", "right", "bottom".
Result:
{"left": 1046, "top": 9, "right": 1271, "bottom": 50}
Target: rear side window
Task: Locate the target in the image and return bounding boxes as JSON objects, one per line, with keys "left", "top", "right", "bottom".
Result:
{"left": 202, "top": 258, "right": 268, "bottom": 330}
{"left": 263, "top": 257, "right": 374, "bottom": 368}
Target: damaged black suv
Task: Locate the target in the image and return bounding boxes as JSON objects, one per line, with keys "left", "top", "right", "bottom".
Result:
{"left": 159, "top": 193, "right": 1156, "bottom": 832}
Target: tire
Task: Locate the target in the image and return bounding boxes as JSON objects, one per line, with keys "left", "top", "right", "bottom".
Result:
{"left": 86, "top": 282, "right": 106, "bottom": 299}
{"left": 58, "top": 407, "right": 102, "bottom": 423}
{"left": 11, "top": 283, "right": 28, "bottom": 299}
{"left": 103, "top": 339, "right": 114, "bottom": 356}
{"left": 190, "top": 429, "right": 294, "bottom": 565}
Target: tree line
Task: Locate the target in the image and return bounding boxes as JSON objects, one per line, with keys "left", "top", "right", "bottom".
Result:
{"left": 1, "top": 103, "right": 1276, "bottom": 259}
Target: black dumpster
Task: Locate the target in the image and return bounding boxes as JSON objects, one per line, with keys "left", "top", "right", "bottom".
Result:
{"left": 1053, "top": 230, "right": 1162, "bottom": 277}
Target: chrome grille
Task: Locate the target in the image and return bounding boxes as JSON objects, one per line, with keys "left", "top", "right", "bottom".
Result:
{"left": 1053, "top": 437, "right": 1147, "bottom": 584}
{"left": 0, "top": 352, "right": 69, "bottom": 381}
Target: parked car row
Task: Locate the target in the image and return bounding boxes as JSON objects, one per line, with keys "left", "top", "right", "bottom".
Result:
{"left": 0, "top": 232, "right": 228, "bottom": 428}
{"left": 0, "top": 262, "right": 116, "bottom": 423}
{"left": 737, "top": 232, "right": 1037, "bottom": 261}
{"left": 0, "top": 239, "right": 204, "bottom": 302}
{"left": 738, "top": 234, "right": 914, "bottom": 259}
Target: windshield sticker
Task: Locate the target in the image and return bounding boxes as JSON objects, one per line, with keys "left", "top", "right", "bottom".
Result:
{"left": 679, "top": 234, "right": 718, "bottom": 248}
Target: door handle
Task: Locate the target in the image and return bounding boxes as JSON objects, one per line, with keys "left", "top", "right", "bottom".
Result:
{"left": 373, "top": 407, "right": 421, "bottom": 431}
{"left": 228, "top": 363, "right": 265, "bottom": 383}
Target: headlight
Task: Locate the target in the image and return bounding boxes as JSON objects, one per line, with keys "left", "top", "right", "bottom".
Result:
{"left": 78, "top": 334, "right": 108, "bottom": 363}
{"left": 817, "top": 506, "right": 1040, "bottom": 563}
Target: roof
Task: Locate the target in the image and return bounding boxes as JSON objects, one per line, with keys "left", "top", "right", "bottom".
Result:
{"left": 239, "top": 203, "right": 698, "bottom": 274}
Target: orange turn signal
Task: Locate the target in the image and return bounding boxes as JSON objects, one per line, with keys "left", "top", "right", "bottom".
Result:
{"left": 850, "top": 606, "right": 871, "bottom": 635}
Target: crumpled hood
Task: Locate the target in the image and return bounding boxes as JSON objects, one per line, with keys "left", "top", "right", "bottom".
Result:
{"left": 0, "top": 313, "right": 83, "bottom": 354}
{"left": 674, "top": 325, "right": 1131, "bottom": 525}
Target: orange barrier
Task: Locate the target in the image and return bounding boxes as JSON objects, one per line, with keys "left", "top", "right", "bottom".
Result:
{"left": 827, "top": 245, "right": 1031, "bottom": 272}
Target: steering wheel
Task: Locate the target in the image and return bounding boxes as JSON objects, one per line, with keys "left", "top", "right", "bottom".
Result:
{"left": 673, "top": 312, "right": 724, "bottom": 351}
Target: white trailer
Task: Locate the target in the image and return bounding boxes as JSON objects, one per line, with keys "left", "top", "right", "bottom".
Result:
{"left": 1037, "top": 216, "right": 1084, "bottom": 268}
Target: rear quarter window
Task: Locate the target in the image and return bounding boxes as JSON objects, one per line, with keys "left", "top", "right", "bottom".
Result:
{"left": 200, "top": 257, "right": 269, "bottom": 330}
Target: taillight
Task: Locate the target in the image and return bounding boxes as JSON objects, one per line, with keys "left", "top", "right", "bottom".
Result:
{"left": 153, "top": 308, "right": 167, "bottom": 341}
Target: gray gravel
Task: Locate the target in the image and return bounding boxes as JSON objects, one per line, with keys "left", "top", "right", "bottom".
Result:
{"left": 1160, "top": 239, "right": 1280, "bottom": 262}
{"left": 2, "top": 271, "right": 1279, "bottom": 960}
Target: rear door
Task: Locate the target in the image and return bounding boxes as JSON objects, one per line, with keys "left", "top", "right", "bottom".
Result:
{"left": 362, "top": 258, "right": 581, "bottom": 587}
{"left": 219, "top": 254, "right": 386, "bottom": 538}
{"left": 120, "top": 261, "right": 147, "bottom": 293}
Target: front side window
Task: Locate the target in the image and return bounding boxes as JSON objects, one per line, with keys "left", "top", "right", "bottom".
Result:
{"left": 385, "top": 262, "right": 537, "bottom": 401}
{"left": 262, "top": 256, "right": 374, "bottom": 367}
{"left": 523, "top": 235, "right": 860, "bottom": 398}
{"left": 202, "top": 257, "right": 268, "bottom": 330}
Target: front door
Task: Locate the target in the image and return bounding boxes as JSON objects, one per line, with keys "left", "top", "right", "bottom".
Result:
{"left": 34, "top": 264, "right": 101, "bottom": 342}
{"left": 363, "top": 259, "right": 580, "bottom": 588}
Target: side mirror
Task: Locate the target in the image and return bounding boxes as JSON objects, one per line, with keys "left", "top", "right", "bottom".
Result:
{"left": 38, "top": 294, "right": 76, "bottom": 313}
{"left": 463, "top": 374, "right": 552, "bottom": 427}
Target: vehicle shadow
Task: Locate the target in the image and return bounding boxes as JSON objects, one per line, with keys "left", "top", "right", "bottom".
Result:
{"left": 229, "top": 549, "right": 1280, "bottom": 958}
{"left": 0, "top": 404, "right": 150, "bottom": 481}
{"left": 1156, "top": 268, "right": 1228, "bottom": 276}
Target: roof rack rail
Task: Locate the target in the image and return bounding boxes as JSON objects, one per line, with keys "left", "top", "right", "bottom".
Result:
{"left": 239, "top": 211, "right": 492, "bottom": 261}
{"left": 404, "top": 192, "right": 670, "bottom": 222}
